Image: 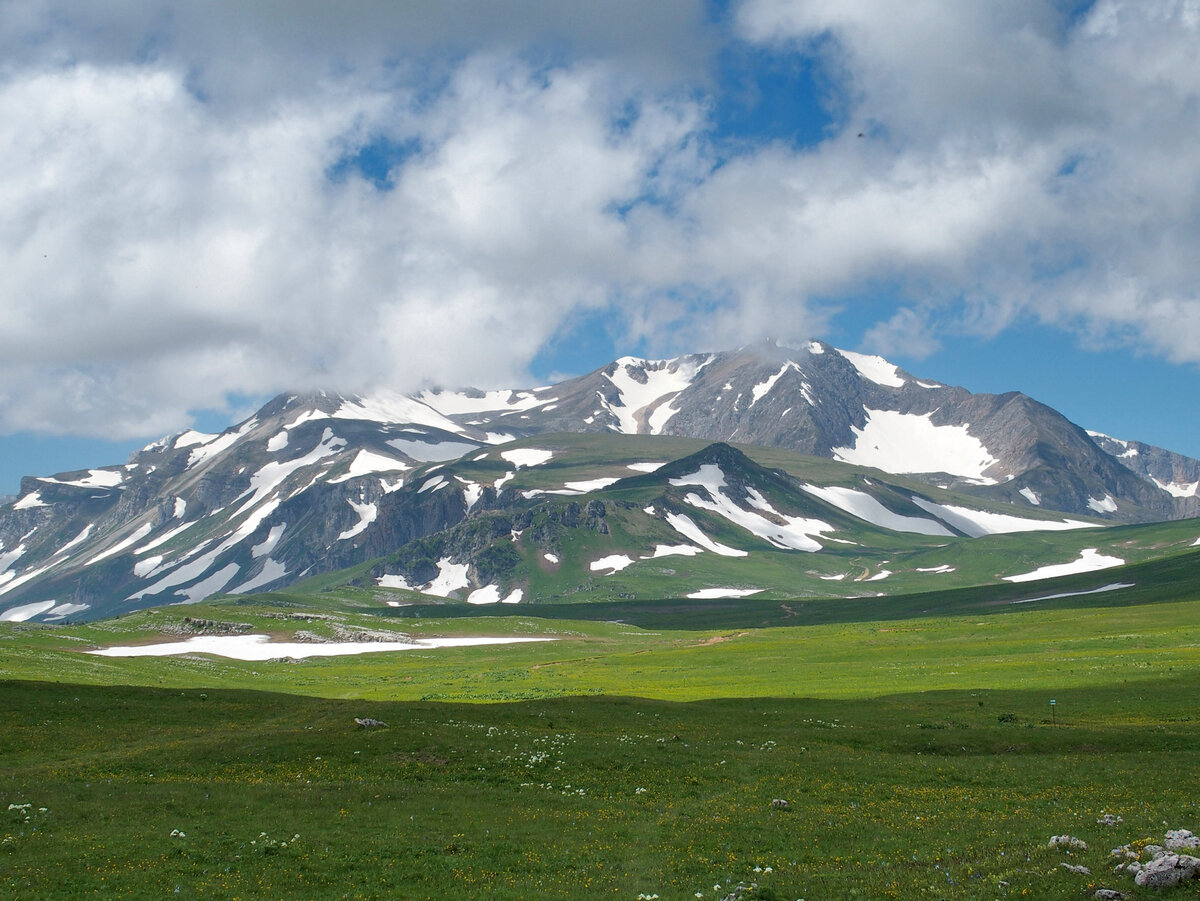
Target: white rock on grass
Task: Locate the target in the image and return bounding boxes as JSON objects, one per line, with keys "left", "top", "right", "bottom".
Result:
{"left": 1049, "top": 835, "right": 1088, "bottom": 851}
{"left": 1134, "top": 853, "right": 1200, "bottom": 888}
{"left": 1165, "top": 829, "right": 1200, "bottom": 851}
{"left": 1061, "top": 863, "right": 1091, "bottom": 875}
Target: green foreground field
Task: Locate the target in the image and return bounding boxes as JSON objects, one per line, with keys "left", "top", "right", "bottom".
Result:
{"left": 3, "top": 554, "right": 1200, "bottom": 899}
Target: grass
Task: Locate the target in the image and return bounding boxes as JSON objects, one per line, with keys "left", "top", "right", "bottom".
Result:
{"left": 3, "top": 679, "right": 1199, "bottom": 899}
{"left": 3, "top": 546, "right": 1200, "bottom": 898}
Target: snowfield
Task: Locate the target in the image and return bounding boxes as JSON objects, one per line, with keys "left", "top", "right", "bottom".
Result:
{"left": 1003, "top": 548, "right": 1125, "bottom": 583}
{"left": 686, "top": 587, "right": 763, "bottom": 599}
{"left": 801, "top": 484, "right": 953, "bottom": 536}
{"left": 500, "top": 448, "right": 554, "bottom": 468}
{"left": 590, "top": 554, "right": 635, "bottom": 574}
{"left": 837, "top": 349, "right": 906, "bottom": 387}
{"left": 833, "top": 409, "right": 999, "bottom": 483}
{"left": 38, "top": 469, "right": 124, "bottom": 489}
{"left": 600, "top": 356, "right": 710, "bottom": 434}
{"left": 670, "top": 465, "right": 834, "bottom": 552}
{"left": 88, "top": 634, "right": 555, "bottom": 660}
{"left": 910, "top": 498, "right": 1097, "bottom": 537}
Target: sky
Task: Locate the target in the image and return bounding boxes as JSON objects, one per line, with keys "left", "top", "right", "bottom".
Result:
{"left": 2, "top": 0, "right": 1200, "bottom": 495}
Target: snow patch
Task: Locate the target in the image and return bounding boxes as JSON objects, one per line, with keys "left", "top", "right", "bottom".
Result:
{"left": 186, "top": 420, "right": 258, "bottom": 469}
{"left": 561, "top": 477, "right": 620, "bottom": 493}
{"left": 0, "top": 600, "right": 57, "bottom": 622}
{"left": 1019, "top": 487, "right": 1041, "bottom": 505}
{"left": 750, "top": 362, "right": 800, "bottom": 407}
{"left": 1003, "top": 548, "right": 1125, "bottom": 583}
{"left": 424, "top": 559, "right": 470, "bottom": 598}
{"left": 837, "top": 349, "right": 906, "bottom": 387}
{"left": 417, "top": 387, "right": 555, "bottom": 416}
{"left": 833, "top": 409, "right": 998, "bottom": 482}
{"left": 38, "top": 469, "right": 124, "bottom": 489}
{"left": 133, "top": 520, "right": 194, "bottom": 555}
{"left": 337, "top": 500, "right": 377, "bottom": 541}
{"left": 387, "top": 437, "right": 480, "bottom": 462}
{"left": 600, "top": 355, "right": 710, "bottom": 434}
{"left": 55, "top": 524, "right": 94, "bottom": 556}
{"left": 133, "top": 555, "right": 164, "bottom": 578}
{"left": 501, "top": 448, "right": 554, "bottom": 468}
{"left": 915, "top": 564, "right": 955, "bottom": 574}
{"left": 643, "top": 544, "right": 703, "bottom": 559}
{"left": 174, "top": 430, "right": 214, "bottom": 449}
{"left": 173, "top": 497, "right": 187, "bottom": 518}
{"left": 251, "top": 524, "right": 286, "bottom": 559}
{"left": 687, "top": 587, "right": 763, "bottom": 599}
{"left": 418, "top": 475, "right": 446, "bottom": 493}
{"left": 670, "top": 465, "right": 834, "bottom": 552}
{"left": 378, "top": 574, "right": 413, "bottom": 590}
{"left": 627, "top": 462, "right": 666, "bottom": 473}
{"left": 174, "top": 562, "right": 240, "bottom": 603}
{"left": 1153, "top": 478, "right": 1200, "bottom": 498}
{"left": 665, "top": 512, "right": 747, "bottom": 557}
{"left": 1010, "top": 582, "right": 1135, "bottom": 603}
{"left": 333, "top": 391, "right": 465, "bottom": 434}
{"left": 457, "top": 478, "right": 483, "bottom": 510}
{"left": 542, "top": 553, "right": 559, "bottom": 564}
{"left": 88, "top": 634, "right": 555, "bottom": 660}
{"left": 232, "top": 559, "right": 288, "bottom": 595}
{"left": 330, "top": 450, "right": 411, "bottom": 482}
{"left": 801, "top": 484, "right": 953, "bottom": 536}
{"left": 466, "top": 585, "right": 524, "bottom": 605}
{"left": 13, "top": 492, "right": 47, "bottom": 509}
{"left": 911, "top": 498, "right": 1097, "bottom": 537}
{"left": 1088, "top": 494, "right": 1118, "bottom": 513}
{"left": 45, "top": 602, "right": 90, "bottom": 618}
{"left": 85, "top": 523, "right": 154, "bottom": 566}
{"left": 267, "top": 431, "right": 289, "bottom": 452}
{"left": 590, "top": 554, "right": 635, "bottom": 574}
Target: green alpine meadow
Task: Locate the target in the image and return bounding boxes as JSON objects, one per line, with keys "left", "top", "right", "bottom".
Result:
{"left": 4, "top": 531, "right": 1200, "bottom": 899}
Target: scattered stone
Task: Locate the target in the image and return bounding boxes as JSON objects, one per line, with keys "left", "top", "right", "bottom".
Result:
{"left": 1097, "top": 814, "right": 1124, "bottom": 826}
{"left": 1049, "top": 835, "right": 1088, "bottom": 851}
{"left": 770, "top": 798, "right": 789, "bottom": 810}
{"left": 1134, "top": 853, "right": 1200, "bottom": 888}
{"left": 167, "top": 617, "right": 253, "bottom": 635}
{"left": 1061, "top": 863, "right": 1091, "bottom": 875}
{"left": 354, "top": 717, "right": 388, "bottom": 728}
{"left": 1093, "top": 890, "right": 1129, "bottom": 900}
{"left": 719, "top": 882, "right": 758, "bottom": 901}
{"left": 1165, "top": 829, "right": 1200, "bottom": 851}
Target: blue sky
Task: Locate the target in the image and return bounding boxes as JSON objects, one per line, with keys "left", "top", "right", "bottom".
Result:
{"left": 2, "top": 0, "right": 1200, "bottom": 495}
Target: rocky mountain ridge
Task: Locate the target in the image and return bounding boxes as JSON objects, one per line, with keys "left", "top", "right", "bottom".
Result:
{"left": 1, "top": 340, "right": 1197, "bottom": 622}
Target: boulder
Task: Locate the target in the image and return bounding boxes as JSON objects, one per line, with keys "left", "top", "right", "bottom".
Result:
{"left": 1134, "top": 853, "right": 1200, "bottom": 888}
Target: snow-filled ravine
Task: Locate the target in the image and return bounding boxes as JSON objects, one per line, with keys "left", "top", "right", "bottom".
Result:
{"left": 88, "top": 634, "right": 556, "bottom": 660}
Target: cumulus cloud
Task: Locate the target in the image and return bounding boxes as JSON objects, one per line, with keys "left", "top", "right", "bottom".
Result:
{"left": 733, "top": 0, "right": 1200, "bottom": 359}
{"left": 1, "top": 1, "right": 1198, "bottom": 437}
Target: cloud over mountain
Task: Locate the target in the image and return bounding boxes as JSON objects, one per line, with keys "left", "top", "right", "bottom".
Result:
{"left": 1, "top": 1, "right": 1198, "bottom": 438}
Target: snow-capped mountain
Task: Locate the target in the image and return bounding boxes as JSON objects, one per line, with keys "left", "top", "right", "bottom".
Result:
{"left": 1, "top": 340, "right": 1196, "bottom": 621}
{"left": 416, "top": 340, "right": 1197, "bottom": 521}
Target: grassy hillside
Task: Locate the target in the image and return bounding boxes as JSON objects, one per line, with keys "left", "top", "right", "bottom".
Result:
{"left": 3, "top": 540, "right": 1199, "bottom": 898}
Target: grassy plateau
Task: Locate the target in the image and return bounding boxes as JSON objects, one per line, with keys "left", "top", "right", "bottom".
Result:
{"left": 3, "top": 548, "right": 1200, "bottom": 898}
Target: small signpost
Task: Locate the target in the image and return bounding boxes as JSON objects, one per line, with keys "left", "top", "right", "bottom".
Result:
{"left": 1050, "top": 698, "right": 1056, "bottom": 725}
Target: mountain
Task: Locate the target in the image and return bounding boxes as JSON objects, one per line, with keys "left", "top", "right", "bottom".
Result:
{"left": 2, "top": 340, "right": 1198, "bottom": 622}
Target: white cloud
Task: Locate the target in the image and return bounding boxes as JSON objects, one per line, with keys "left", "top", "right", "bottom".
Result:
{"left": 730, "top": 0, "right": 1200, "bottom": 360}
{"left": 1, "top": 1, "right": 1199, "bottom": 437}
